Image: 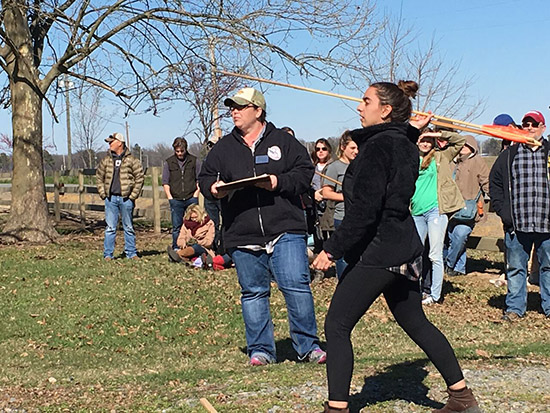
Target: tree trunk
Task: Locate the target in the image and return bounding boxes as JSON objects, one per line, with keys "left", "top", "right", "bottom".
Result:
{"left": 1, "top": 80, "right": 58, "bottom": 243}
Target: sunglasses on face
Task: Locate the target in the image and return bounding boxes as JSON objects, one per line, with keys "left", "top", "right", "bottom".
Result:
{"left": 315, "top": 147, "right": 328, "bottom": 152}
{"left": 522, "top": 121, "right": 540, "bottom": 128}
{"left": 229, "top": 104, "right": 254, "bottom": 111}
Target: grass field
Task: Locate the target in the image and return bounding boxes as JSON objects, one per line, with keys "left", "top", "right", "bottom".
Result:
{"left": 1, "top": 225, "right": 549, "bottom": 412}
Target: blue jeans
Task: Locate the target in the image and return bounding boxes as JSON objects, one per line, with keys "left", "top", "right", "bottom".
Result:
{"left": 333, "top": 219, "right": 348, "bottom": 279}
{"left": 169, "top": 198, "right": 198, "bottom": 249}
{"left": 104, "top": 196, "right": 137, "bottom": 259}
{"left": 505, "top": 231, "right": 550, "bottom": 316}
{"left": 230, "top": 233, "right": 320, "bottom": 361}
{"left": 413, "top": 207, "right": 448, "bottom": 301}
{"left": 445, "top": 221, "right": 473, "bottom": 274}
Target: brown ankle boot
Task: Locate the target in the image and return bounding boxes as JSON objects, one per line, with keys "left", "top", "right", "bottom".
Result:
{"left": 322, "top": 402, "right": 350, "bottom": 413}
{"left": 177, "top": 246, "right": 196, "bottom": 259}
{"left": 432, "top": 387, "right": 482, "bottom": 413}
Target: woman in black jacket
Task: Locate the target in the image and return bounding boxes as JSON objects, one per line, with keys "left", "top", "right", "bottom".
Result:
{"left": 313, "top": 81, "right": 481, "bottom": 413}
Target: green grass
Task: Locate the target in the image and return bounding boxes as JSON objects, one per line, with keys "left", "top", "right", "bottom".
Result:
{"left": 0, "top": 233, "right": 549, "bottom": 411}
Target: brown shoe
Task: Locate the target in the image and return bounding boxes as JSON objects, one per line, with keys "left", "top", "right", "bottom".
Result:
{"left": 432, "top": 387, "right": 481, "bottom": 413}
{"left": 130, "top": 255, "right": 140, "bottom": 260}
{"left": 104, "top": 257, "right": 113, "bottom": 261}
{"left": 167, "top": 246, "right": 182, "bottom": 263}
{"left": 322, "top": 402, "right": 349, "bottom": 413}
{"left": 502, "top": 312, "right": 522, "bottom": 322}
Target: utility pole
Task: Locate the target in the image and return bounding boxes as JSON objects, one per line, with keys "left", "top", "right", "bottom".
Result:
{"left": 208, "top": 38, "right": 222, "bottom": 143}
{"left": 125, "top": 121, "right": 130, "bottom": 147}
{"left": 62, "top": 74, "right": 73, "bottom": 170}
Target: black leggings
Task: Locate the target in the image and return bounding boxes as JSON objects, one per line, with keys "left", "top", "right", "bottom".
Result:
{"left": 324, "top": 264, "right": 464, "bottom": 401}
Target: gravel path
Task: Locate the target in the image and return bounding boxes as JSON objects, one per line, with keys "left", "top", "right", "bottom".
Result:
{"left": 179, "top": 364, "right": 550, "bottom": 412}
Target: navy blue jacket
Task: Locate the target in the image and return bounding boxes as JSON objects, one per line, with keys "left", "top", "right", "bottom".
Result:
{"left": 323, "top": 122, "right": 424, "bottom": 268}
{"left": 198, "top": 122, "right": 314, "bottom": 248}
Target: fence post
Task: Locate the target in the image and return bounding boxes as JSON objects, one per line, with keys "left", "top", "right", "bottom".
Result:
{"left": 152, "top": 166, "right": 161, "bottom": 234}
{"left": 54, "top": 170, "right": 61, "bottom": 222}
{"left": 78, "top": 170, "right": 86, "bottom": 225}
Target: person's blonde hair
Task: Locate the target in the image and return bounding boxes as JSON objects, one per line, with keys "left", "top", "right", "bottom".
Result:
{"left": 184, "top": 204, "right": 208, "bottom": 223}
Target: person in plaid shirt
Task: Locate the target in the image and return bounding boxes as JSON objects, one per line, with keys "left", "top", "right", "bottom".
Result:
{"left": 489, "top": 110, "right": 550, "bottom": 321}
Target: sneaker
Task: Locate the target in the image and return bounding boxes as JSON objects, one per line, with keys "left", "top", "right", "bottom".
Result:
{"left": 308, "top": 348, "right": 327, "bottom": 364}
{"left": 250, "top": 353, "right": 272, "bottom": 366}
{"left": 167, "top": 246, "right": 182, "bottom": 263}
{"left": 422, "top": 296, "right": 437, "bottom": 305}
{"left": 202, "top": 253, "right": 214, "bottom": 270}
{"left": 446, "top": 268, "right": 462, "bottom": 277}
{"left": 129, "top": 255, "right": 140, "bottom": 260}
{"left": 104, "top": 256, "right": 113, "bottom": 261}
{"left": 502, "top": 312, "right": 522, "bottom": 322}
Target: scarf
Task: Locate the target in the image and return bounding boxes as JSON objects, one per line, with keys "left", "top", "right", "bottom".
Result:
{"left": 184, "top": 215, "right": 210, "bottom": 236}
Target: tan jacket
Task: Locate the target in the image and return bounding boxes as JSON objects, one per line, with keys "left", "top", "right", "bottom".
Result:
{"left": 452, "top": 135, "right": 490, "bottom": 222}
{"left": 435, "top": 131, "right": 466, "bottom": 214}
{"left": 177, "top": 219, "right": 215, "bottom": 257}
{"left": 96, "top": 150, "right": 144, "bottom": 200}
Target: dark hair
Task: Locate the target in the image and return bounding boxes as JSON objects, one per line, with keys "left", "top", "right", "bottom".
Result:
{"left": 172, "top": 137, "right": 188, "bottom": 151}
{"left": 371, "top": 80, "right": 418, "bottom": 123}
{"left": 311, "top": 138, "right": 333, "bottom": 164}
{"left": 257, "top": 107, "right": 267, "bottom": 123}
{"left": 281, "top": 126, "right": 295, "bottom": 137}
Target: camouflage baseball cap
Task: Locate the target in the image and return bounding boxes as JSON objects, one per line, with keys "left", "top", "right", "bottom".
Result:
{"left": 224, "top": 87, "right": 266, "bottom": 111}
{"left": 105, "top": 132, "right": 125, "bottom": 143}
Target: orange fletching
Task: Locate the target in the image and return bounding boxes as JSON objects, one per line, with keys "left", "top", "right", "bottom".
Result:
{"left": 481, "top": 125, "right": 540, "bottom": 146}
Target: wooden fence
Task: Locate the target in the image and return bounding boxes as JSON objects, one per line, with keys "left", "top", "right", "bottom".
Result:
{"left": 1, "top": 167, "right": 506, "bottom": 251}
{"left": 0, "top": 167, "right": 169, "bottom": 234}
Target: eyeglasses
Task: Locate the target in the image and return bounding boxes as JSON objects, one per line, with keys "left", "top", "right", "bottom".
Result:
{"left": 315, "top": 147, "right": 328, "bottom": 152}
{"left": 522, "top": 121, "right": 540, "bottom": 128}
{"left": 229, "top": 104, "right": 254, "bottom": 112}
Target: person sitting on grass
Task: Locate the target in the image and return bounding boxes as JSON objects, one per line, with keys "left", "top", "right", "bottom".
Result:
{"left": 167, "top": 204, "right": 215, "bottom": 266}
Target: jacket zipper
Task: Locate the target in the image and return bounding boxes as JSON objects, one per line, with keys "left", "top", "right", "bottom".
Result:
{"left": 245, "top": 140, "right": 266, "bottom": 238}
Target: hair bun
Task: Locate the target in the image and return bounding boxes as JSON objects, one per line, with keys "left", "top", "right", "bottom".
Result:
{"left": 397, "top": 80, "right": 418, "bottom": 99}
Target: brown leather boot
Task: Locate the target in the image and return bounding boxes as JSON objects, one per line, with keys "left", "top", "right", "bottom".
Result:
{"left": 177, "top": 246, "right": 196, "bottom": 259}
{"left": 322, "top": 402, "right": 350, "bottom": 413}
{"left": 432, "top": 387, "right": 482, "bottom": 413}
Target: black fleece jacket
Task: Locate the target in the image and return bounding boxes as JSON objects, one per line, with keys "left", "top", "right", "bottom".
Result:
{"left": 489, "top": 139, "right": 550, "bottom": 233}
{"left": 323, "top": 122, "right": 424, "bottom": 268}
{"left": 198, "top": 122, "right": 314, "bottom": 248}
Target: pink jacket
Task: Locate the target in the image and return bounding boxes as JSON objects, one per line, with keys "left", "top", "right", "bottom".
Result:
{"left": 177, "top": 219, "right": 215, "bottom": 257}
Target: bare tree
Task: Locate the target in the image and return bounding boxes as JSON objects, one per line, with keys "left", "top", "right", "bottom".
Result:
{"left": 0, "top": 0, "right": 382, "bottom": 242}
{"left": 72, "top": 85, "right": 111, "bottom": 168}
{"left": 363, "top": 13, "right": 485, "bottom": 121}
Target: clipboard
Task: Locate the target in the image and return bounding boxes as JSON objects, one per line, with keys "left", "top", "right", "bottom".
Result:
{"left": 216, "top": 174, "right": 271, "bottom": 191}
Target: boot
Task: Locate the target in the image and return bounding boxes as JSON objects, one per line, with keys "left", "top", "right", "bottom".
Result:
{"left": 177, "top": 246, "right": 196, "bottom": 259}
{"left": 432, "top": 387, "right": 482, "bottom": 413}
{"left": 322, "top": 402, "right": 349, "bottom": 413}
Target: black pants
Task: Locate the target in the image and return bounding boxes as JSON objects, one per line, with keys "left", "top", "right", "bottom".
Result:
{"left": 324, "top": 264, "right": 464, "bottom": 401}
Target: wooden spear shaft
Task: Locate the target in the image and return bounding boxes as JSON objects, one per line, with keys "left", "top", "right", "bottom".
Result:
{"left": 219, "top": 70, "right": 535, "bottom": 142}
{"left": 219, "top": 71, "right": 477, "bottom": 128}
{"left": 219, "top": 71, "right": 542, "bottom": 145}
{"left": 200, "top": 398, "right": 218, "bottom": 413}
{"left": 315, "top": 171, "right": 343, "bottom": 186}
